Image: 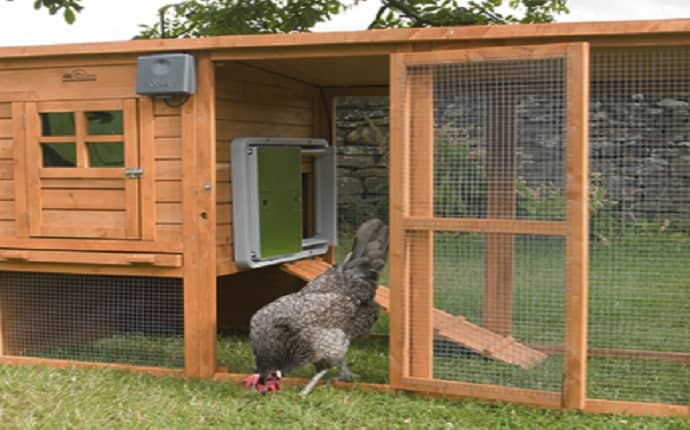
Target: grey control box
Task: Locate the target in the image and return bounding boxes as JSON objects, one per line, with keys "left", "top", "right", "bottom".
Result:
{"left": 136, "top": 53, "right": 196, "bottom": 96}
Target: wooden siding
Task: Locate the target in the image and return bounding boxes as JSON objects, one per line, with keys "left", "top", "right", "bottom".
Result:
{"left": 214, "top": 62, "right": 317, "bottom": 275}
{"left": 0, "top": 102, "right": 13, "bottom": 237}
{"left": 154, "top": 101, "right": 184, "bottom": 243}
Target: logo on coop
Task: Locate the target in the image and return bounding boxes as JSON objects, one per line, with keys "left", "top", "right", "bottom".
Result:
{"left": 62, "top": 69, "right": 97, "bottom": 82}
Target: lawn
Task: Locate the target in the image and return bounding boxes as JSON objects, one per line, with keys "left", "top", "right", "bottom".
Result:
{"left": 0, "top": 229, "right": 688, "bottom": 425}
{"left": 0, "top": 364, "right": 688, "bottom": 430}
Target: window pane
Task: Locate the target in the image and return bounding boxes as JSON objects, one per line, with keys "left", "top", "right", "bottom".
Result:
{"left": 42, "top": 143, "right": 76, "bottom": 167}
{"left": 40, "top": 112, "right": 75, "bottom": 136}
{"left": 87, "top": 142, "right": 124, "bottom": 167}
{"left": 86, "top": 111, "right": 123, "bottom": 135}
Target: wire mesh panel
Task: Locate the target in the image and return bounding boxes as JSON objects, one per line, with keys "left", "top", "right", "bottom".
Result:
{"left": 391, "top": 45, "right": 586, "bottom": 408}
{"left": 588, "top": 48, "right": 690, "bottom": 405}
{"left": 431, "top": 233, "right": 564, "bottom": 392}
{"left": 0, "top": 272, "right": 184, "bottom": 368}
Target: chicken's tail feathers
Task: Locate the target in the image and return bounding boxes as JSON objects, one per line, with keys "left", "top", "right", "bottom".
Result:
{"left": 342, "top": 218, "right": 389, "bottom": 280}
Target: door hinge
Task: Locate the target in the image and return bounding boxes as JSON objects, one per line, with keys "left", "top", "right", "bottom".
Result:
{"left": 124, "top": 167, "right": 144, "bottom": 179}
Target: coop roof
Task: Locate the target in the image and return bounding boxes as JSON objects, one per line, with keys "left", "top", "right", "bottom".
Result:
{"left": 1, "top": 18, "right": 690, "bottom": 87}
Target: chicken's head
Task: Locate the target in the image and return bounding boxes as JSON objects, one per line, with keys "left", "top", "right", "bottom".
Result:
{"left": 241, "top": 370, "right": 282, "bottom": 394}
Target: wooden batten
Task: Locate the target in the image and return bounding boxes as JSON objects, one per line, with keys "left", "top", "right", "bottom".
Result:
{"left": 483, "top": 92, "right": 517, "bottom": 337}
{"left": 406, "top": 68, "right": 434, "bottom": 380}
{"left": 182, "top": 53, "right": 217, "bottom": 379}
{"left": 562, "top": 42, "right": 591, "bottom": 411}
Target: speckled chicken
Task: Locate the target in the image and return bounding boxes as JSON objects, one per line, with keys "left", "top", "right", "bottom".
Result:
{"left": 243, "top": 218, "right": 389, "bottom": 396}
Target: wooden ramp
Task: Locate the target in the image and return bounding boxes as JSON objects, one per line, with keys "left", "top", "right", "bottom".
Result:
{"left": 281, "top": 259, "right": 547, "bottom": 369}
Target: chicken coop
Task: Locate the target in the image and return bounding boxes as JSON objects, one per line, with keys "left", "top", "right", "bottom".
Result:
{"left": 0, "top": 19, "right": 688, "bottom": 417}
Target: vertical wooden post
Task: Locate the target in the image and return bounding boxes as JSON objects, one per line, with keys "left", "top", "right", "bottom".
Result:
{"left": 483, "top": 93, "right": 516, "bottom": 336}
{"left": 562, "top": 42, "right": 590, "bottom": 410}
{"left": 138, "top": 97, "right": 156, "bottom": 241}
{"left": 123, "top": 99, "right": 141, "bottom": 239}
{"left": 183, "top": 53, "right": 217, "bottom": 378}
{"left": 388, "top": 53, "right": 408, "bottom": 387}
{"left": 11, "top": 102, "right": 28, "bottom": 238}
{"left": 407, "top": 68, "right": 435, "bottom": 379}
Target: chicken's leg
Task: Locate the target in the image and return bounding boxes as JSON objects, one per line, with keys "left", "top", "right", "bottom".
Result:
{"left": 299, "top": 369, "right": 328, "bottom": 397}
{"left": 337, "top": 358, "right": 357, "bottom": 382}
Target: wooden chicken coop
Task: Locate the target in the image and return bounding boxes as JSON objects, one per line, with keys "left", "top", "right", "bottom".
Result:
{"left": 0, "top": 19, "right": 688, "bottom": 417}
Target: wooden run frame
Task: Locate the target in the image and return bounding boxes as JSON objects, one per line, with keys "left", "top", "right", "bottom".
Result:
{"left": 389, "top": 43, "right": 594, "bottom": 411}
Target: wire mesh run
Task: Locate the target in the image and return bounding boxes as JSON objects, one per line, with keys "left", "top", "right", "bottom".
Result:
{"left": 588, "top": 47, "right": 690, "bottom": 405}
{"left": 0, "top": 272, "right": 184, "bottom": 368}
{"left": 428, "top": 233, "right": 564, "bottom": 391}
{"left": 430, "top": 59, "right": 566, "bottom": 221}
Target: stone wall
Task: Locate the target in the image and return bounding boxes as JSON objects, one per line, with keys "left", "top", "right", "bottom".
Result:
{"left": 335, "top": 95, "right": 690, "bottom": 232}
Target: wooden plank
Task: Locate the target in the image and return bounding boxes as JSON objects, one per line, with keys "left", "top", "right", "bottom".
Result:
{"left": 585, "top": 399, "right": 688, "bottom": 417}
{"left": 0, "top": 140, "right": 12, "bottom": 158}
{"left": 216, "top": 99, "right": 312, "bottom": 126}
{"left": 0, "top": 200, "right": 16, "bottom": 219}
{"left": 388, "top": 52, "right": 405, "bottom": 387}
{"left": 0, "top": 249, "right": 182, "bottom": 267}
{"left": 0, "top": 180, "right": 12, "bottom": 198}
{"left": 156, "top": 160, "right": 182, "bottom": 180}
{"left": 216, "top": 119, "right": 312, "bottom": 140}
{"left": 41, "top": 178, "right": 124, "bottom": 189}
{"left": 2, "top": 19, "right": 690, "bottom": 60}
{"left": 0, "top": 119, "right": 11, "bottom": 138}
{"left": 41, "top": 189, "right": 125, "bottom": 210}
{"left": 138, "top": 97, "right": 156, "bottom": 241}
{"left": 407, "top": 68, "right": 434, "bottom": 379}
{"left": 0, "top": 238, "right": 182, "bottom": 253}
{"left": 0, "top": 160, "right": 12, "bottom": 179}
{"left": 216, "top": 80, "right": 313, "bottom": 110}
{"left": 0, "top": 103, "right": 10, "bottom": 118}
{"left": 0, "top": 261, "right": 182, "bottom": 277}
{"left": 0, "top": 356, "right": 184, "bottom": 376}
{"left": 36, "top": 99, "right": 124, "bottom": 113}
{"left": 402, "top": 376, "right": 561, "bottom": 409}
{"left": 562, "top": 42, "right": 590, "bottom": 411}
{"left": 156, "top": 137, "right": 182, "bottom": 159}
{"left": 39, "top": 224, "right": 126, "bottom": 239}
{"left": 157, "top": 203, "right": 182, "bottom": 224}
{"left": 531, "top": 344, "right": 690, "bottom": 365}
{"left": 24, "top": 102, "right": 42, "bottom": 237}
{"left": 0, "top": 65, "right": 136, "bottom": 100}
{"left": 74, "top": 100, "right": 88, "bottom": 168}
{"left": 0, "top": 220, "right": 15, "bottom": 237}
{"left": 182, "top": 54, "right": 217, "bottom": 379}
{"left": 11, "top": 102, "right": 27, "bottom": 237}
{"left": 123, "top": 98, "right": 140, "bottom": 239}
{"left": 39, "top": 168, "right": 123, "bottom": 179}
{"left": 402, "top": 217, "right": 567, "bottom": 236}
{"left": 156, "top": 181, "right": 182, "bottom": 203}
{"left": 283, "top": 259, "right": 547, "bottom": 369}
{"left": 155, "top": 116, "right": 181, "bottom": 138}
{"left": 42, "top": 209, "right": 125, "bottom": 226}
{"left": 484, "top": 92, "right": 516, "bottom": 336}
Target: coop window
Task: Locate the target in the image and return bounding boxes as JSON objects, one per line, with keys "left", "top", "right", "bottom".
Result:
{"left": 38, "top": 108, "right": 126, "bottom": 168}
{"left": 87, "top": 142, "right": 125, "bottom": 167}
{"left": 41, "top": 142, "right": 76, "bottom": 167}
{"left": 231, "top": 137, "right": 337, "bottom": 269}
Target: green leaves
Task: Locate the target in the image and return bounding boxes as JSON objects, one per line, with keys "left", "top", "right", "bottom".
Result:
{"left": 138, "top": 0, "right": 351, "bottom": 39}
{"left": 27, "top": 0, "right": 84, "bottom": 23}
{"left": 368, "top": 0, "right": 569, "bottom": 28}
{"left": 138, "top": 0, "right": 569, "bottom": 38}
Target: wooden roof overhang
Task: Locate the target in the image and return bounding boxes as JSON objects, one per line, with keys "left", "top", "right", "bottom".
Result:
{"left": 1, "top": 18, "right": 690, "bottom": 88}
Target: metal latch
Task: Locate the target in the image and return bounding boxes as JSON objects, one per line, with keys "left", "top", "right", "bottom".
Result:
{"left": 124, "top": 167, "right": 144, "bottom": 179}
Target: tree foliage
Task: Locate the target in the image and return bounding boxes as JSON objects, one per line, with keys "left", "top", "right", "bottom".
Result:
{"left": 138, "top": 0, "right": 568, "bottom": 39}
{"left": 5, "top": 0, "right": 84, "bottom": 23}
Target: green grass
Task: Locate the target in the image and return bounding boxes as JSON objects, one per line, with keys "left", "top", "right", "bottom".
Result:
{"left": 1, "top": 365, "right": 688, "bottom": 430}
{"left": 1, "top": 230, "right": 688, "bottom": 424}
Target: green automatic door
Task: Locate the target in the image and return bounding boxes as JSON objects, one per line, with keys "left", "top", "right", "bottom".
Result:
{"left": 257, "top": 146, "right": 302, "bottom": 258}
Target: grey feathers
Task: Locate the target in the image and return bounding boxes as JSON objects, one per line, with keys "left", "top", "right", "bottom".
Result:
{"left": 248, "top": 218, "right": 389, "bottom": 378}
